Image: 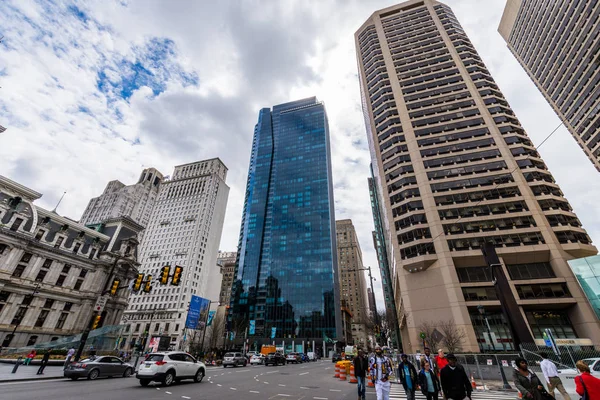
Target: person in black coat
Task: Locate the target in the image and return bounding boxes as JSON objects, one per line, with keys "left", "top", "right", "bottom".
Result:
{"left": 419, "top": 361, "right": 441, "bottom": 400}
{"left": 36, "top": 349, "right": 51, "bottom": 375}
{"left": 353, "top": 348, "right": 369, "bottom": 400}
{"left": 398, "top": 354, "right": 418, "bottom": 400}
{"left": 440, "top": 353, "right": 472, "bottom": 400}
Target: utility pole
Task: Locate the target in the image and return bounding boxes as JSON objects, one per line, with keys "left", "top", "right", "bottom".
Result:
{"left": 353, "top": 266, "right": 379, "bottom": 344}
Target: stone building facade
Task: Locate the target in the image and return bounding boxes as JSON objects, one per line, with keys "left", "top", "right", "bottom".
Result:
{"left": 0, "top": 175, "right": 142, "bottom": 348}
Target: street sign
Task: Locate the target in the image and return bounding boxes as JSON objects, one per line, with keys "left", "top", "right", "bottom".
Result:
{"left": 94, "top": 295, "right": 109, "bottom": 312}
{"left": 487, "top": 359, "right": 493, "bottom": 366}
{"left": 419, "top": 332, "right": 426, "bottom": 339}
{"left": 502, "top": 360, "right": 508, "bottom": 367}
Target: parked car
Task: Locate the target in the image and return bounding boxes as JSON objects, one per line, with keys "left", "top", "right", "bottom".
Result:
{"left": 136, "top": 351, "right": 205, "bottom": 387}
{"left": 332, "top": 353, "right": 342, "bottom": 362}
{"left": 265, "top": 352, "right": 286, "bottom": 366}
{"left": 223, "top": 352, "right": 247, "bottom": 368}
{"left": 64, "top": 356, "right": 134, "bottom": 380}
{"left": 286, "top": 352, "right": 302, "bottom": 364}
{"left": 557, "top": 358, "right": 600, "bottom": 394}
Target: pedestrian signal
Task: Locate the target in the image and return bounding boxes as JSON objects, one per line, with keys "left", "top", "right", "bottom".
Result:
{"left": 160, "top": 265, "right": 170, "bottom": 285}
{"left": 109, "top": 279, "right": 120, "bottom": 296}
{"left": 171, "top": 266, "right": 183, "bottom": 286}
{"left": 143, "top": 275, "right": 153, "bottom": 293}
{"left": 133, "top": 274, "right": 144, "bottom": 291}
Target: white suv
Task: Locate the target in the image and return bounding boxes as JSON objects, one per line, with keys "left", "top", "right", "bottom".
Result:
{"left": 136, "top": 351, "right": 206, "bottom": 387}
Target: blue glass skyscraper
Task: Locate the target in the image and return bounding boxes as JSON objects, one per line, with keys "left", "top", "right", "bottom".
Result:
{"left": 231, "top": 97, "right": 341, "bottom": 352}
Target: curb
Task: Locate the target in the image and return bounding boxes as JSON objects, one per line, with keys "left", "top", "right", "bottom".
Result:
{"left": 0, "top": 375, "right": 65, "bottom": 383}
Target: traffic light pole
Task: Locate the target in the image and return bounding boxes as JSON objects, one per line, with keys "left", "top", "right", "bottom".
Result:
{"left": 74, "top": 255, "right": 120, "bottom": 361}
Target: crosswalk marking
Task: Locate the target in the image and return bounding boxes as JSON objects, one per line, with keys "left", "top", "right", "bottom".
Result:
{"left": 382, "top": 386, "right": 517, "bottom": 400}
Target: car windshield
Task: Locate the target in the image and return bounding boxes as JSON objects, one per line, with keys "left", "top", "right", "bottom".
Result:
{"left": 224, "top": 353, "right": 235, "bottom": 357}
{"left": 80, "top": 358, "right": 95, "bottom": 363}
{"left": 146, "top": 354, "right": 164, "bottom": 362}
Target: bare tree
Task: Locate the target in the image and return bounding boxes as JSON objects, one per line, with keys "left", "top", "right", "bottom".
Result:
{"left": 439, "top": 319, "right": 466, "bottom": 353}
{"left": 207, "top": 310, "right": 226, "bottom": 349}
{"left": 417, "top": 320, "right": 441, "bottom": 352}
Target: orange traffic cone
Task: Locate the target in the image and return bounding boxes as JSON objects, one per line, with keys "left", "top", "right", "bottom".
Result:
{"left": 471, "top": 374, "right": 477, "bottom": 390}
{"left": 334, "top": 364, "right": 340, "bottom": 378}
{"left": 349, "top": 365, "right": 358, "bottom": 384}
{"left": 367, "top": 367, "right": 375, "bottom": 388}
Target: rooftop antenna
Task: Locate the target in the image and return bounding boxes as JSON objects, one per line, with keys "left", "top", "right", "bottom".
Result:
{"left": 52, "top": 191, "right": 67, "bottom": 213}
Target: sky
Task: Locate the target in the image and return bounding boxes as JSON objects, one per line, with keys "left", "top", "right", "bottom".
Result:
{"left": 1, "top": 0, "right": 600, "bottom": 309}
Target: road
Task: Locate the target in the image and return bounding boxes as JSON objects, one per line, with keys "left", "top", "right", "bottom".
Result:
{"left": 0, "top": 360, "right": 364, "bottom": 400}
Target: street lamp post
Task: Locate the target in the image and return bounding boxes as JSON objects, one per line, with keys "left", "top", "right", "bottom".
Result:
{"left": 477, "top": 305, "right": 511, "bottom": 390}
{"left": 354, "top": 266, "right": 379, "bottom": 344}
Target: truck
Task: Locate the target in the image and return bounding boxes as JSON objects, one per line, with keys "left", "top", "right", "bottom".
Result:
{"left": 260, "top": 344, "right": 277, "bottom": 355}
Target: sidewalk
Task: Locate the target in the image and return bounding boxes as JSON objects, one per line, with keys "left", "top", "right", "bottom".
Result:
{"left": 0, "top": 363, "right": 65, "bottom": 383}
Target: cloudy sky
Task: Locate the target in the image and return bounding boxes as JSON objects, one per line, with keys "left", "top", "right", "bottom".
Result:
{"left": 1, "top": 0, "right": 599, "bottom": 307}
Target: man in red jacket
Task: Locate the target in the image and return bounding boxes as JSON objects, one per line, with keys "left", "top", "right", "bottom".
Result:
{"left": 435, "top": 349, "right": 449, "bottom": 377}
{"left": 575, "top": 360, "right": 600, "bottom": 399}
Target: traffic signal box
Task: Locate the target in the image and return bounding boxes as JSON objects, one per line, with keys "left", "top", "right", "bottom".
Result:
{"left": 91, "top": 315, "right": 102, "bottom": 330}
{"left": 160, "top": 265, "right": 170, "bottom": 285}
{"left": 171, "top": 266, "right": 183, "bottom": 286}
{"left": 133, "top": 274, "right": 144, "bottom": 291}
{"left": 109, "top": 279, "right": 121, "bottom": 295}
{"left": 143, "top": 275, "right": 153, "bottom": 293}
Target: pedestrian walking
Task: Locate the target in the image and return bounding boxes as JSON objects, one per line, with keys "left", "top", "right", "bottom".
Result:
{"left": 435, "top": 349, "right": 448, "bottom": 376}
{"left": 64, "top": 347, "right": 75, "bottom": 369}
{"left": 353, "top": 348, "right": 368, "bottom": 400}
{"left": 423, "top": 347, "right": 436, "bottom": 370}
{"left": 369, "top": 345, "right": 393, "bottom": 400}
{"left": 440, "top": 353, "right": 472, "bottom": 400}
{"left": 419, "top": 361, "right": 441, "bottom": 400}
{"left": 398, "top": 353, "right": 418, "bottom": 400}
{"left": 513, "top": 357, "right": 545, "bottom": 400}
{"left": 539, "top": 352, "right": 571, "bottom": 400}
{"left": 575, "top": 360, "right": 600, "bottom": 399}
{"left": 36, "top": 349, "right": 51, "bottom": 375}
{"left": 24, "top": 350, "right": 36, "bottom": 366}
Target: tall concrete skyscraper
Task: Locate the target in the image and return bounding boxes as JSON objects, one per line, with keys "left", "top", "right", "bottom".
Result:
{"left": 80, "top": 167, "right": 164, "bottom": 229}
{"left": 336, "top": 219, "right": 369, "bottom": 345}
{"left": 123, "top": 159, "right": 229, "bottom": 350}
{"left": 356, "top": 0, "right": 600, "bottom": 352}
{"left": 498, "top": 0, "right": 600, "bottom": 172}
{"left": 231, "top": 98, "right": 341, "bottom": 354}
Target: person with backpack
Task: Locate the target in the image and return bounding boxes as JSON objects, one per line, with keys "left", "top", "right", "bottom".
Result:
{"left": 575, "top": 360, "right": 600, "bottom": 399}
{"left": 419, "top": 361, "right": 441, "bottom": 400}
{"left": 398, "top": 353, "right": 418, "bottom": 400}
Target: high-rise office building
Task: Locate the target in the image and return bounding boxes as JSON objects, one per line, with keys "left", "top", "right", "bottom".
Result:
{"left": 498, "top": 0, "right": 600, "bottom": 171}
{"left": 336, "top": 219, "right": 369, "bottom": 345}
{"left": 217, "top": 251, "right": 237, "bottom": 307}
{"left": 230, "top": 97, "right": 341, "bottom": 354}
{"left": 123, "top": 159, "right": 229, "bottom": 350}
{"left": 368, "top": 168, "right": 401, "bottom": 349}
{"left": 356, "top": 0, "right": 600, "bottom": 352}
{"left": 80, "top": 167, "right": 164, "bottom": 229}
{"left": 568, "top": 256, "right": 600, "bottom": 321}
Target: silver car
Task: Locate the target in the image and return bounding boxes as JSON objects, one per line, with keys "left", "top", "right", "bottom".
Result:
{"left": 64, "top": 356, "right": 134, "bottom": 380}
{"left": 222, "top": 352, "right": 247, "bottom": 367}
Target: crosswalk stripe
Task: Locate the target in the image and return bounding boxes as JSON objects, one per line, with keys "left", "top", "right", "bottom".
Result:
{"left": 381, "top": 386, "right": 517, "bottom": 400}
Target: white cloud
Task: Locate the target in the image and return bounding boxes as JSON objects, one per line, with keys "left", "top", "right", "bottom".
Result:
{"left": 1, "top": 0, "right": 599, "bottom": 310}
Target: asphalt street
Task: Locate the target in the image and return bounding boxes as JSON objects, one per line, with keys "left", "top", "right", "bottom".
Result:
{"left": 0, "top": 360, "right": 372, "bottom": 400}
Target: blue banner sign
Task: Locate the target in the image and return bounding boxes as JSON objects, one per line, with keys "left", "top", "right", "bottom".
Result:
{"left": 271, "top": 327, "right": 277, "bottom": 339}
{"left": 249, "top": 320, "right": 256, "bottom": 335}
{"left": 185, "top": 295, "right": 210, "bottom": 329}
{"left": 207, "top": 311, "right": 216, "bottom": 326}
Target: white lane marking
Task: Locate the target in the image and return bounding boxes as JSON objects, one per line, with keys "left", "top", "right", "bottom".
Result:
{"left": 217, "top": 384, "right": 222, "bottom": 387}
{"left": 299, "top": 372, "right": 309, "bottom": 375}
{"left": 165, "top": 391, "right": 172, "bottom": 395}
{"left": 156, "top": 388, "right": 161, "bottom": 390}
{"left": 263, "top": 381, "right": 269, "bottom": 384}
{"left": 230, "top": 387, "right": 237, "bottom": 390}
{"left": 300, "top": 386, "right": 310, "bottom": 389}
{"left": 277, "top": 395, "right": 291, "bottom": 397}
{"left": 182, "top": 397, "right": 191, "bottom": 399}
{"left": 249, "top": 390, "right": 260, "bottom": 393}
{"left": 266, "top": 370, "right": 279, "bottom": 374}
{"left": 278, "top": 384, "right": 286, "bottom": 386}
{"left": 329, "top": 389, "right": 341, "bottom": 392}
{"left": 314, "top": 397, "right": 328, "bottom": 400}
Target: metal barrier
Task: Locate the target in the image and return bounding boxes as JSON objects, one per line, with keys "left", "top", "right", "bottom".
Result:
{"left": 520, "top": 342, "right": 600, "bottom": 369}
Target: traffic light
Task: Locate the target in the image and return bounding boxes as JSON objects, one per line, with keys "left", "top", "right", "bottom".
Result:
{"left": 143, "top": 275, "right": 153, "bottom": 293}
{"left": 133, "top": 273, "right": 144, "bottom": 292}
{"left": 160, "top": 265, "right": 170, "bottom": 285}
{"left": 109, "top": 279, "right": 120, "bottom": 296}
{"left": 171, "top": 266, "right": 183, "bottom": 286}
{"left": 91, "top": 315, "right": 102, "bottom": 330}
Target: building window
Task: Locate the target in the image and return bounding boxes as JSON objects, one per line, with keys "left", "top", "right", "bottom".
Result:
{"left": 165, "top": 323, "right": 170, "bottom": 333}
{"left": 35, "top": 310, "right": 49, "bottom": 327}
{"left": 10, "top": 218, "right": 24, "bottom": 231}
{"left": 135, "top": 323, "right": 140, "bottom": 332}
{"left": 516, "top": 283, "right": 571, "bottom": 299}
{"left": 456, "top": 266, "right": 493, "bottom": 282}
{"left": 43, "top": 299, "right": 54, "bottom": 308}
{"left": 42, "top": 259, "right": 53, "bottom": 268}
{"left": 35, "top": 230, "right": 45, "bottom": 240}
{"left": 54, "top": 236, "right": 64, "bottom": 248}
{"left": 462, "top": 287, "right": 497, "bottom": 301}
{"left": 20, "top": 253, "right": 33, "bottom": 263}
{"left": 79, "top": 269, "right": 88, "bottom": 278}
{"left": 12, "top": 264, "right": 26, "bottom": 278}
{"left": 62, "top": 265, "right": 71, "bottom": 274}
{"left": 35, "top": 270, "right": 47, "bottom": 282}
{"left": 55, "top": 312, "right": 69, "bottom": 329}
{"left": 175, "top": 324, "right": 179, "bottom": 332}
{"left": 63, "top": 302, "right": 72, "bottom": 311}
{"left": 154, "top": 323, "right": 160, "bottom": 332}
{"left": 73, "top": 243, "right": 81, "bottom": 253}
{"left": 56, "top": 275, "right": 66, "bottom": 287}
{"left": 74, "top": 278, "right": 84, "bottom": 291}
{"left": 11, "top": 307, "right": 27, "bottom": 325}
{"left": 526, "top": 311, "right": 577, "bottom": 339}
{"left": 0, "top": 244, "right": 7, "bottom": 255}
{"left": 507, "top": 262, "right": 556, "bottom": 280}
{"left": 26, "top": 335, "right": 38, "bottom": 346}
